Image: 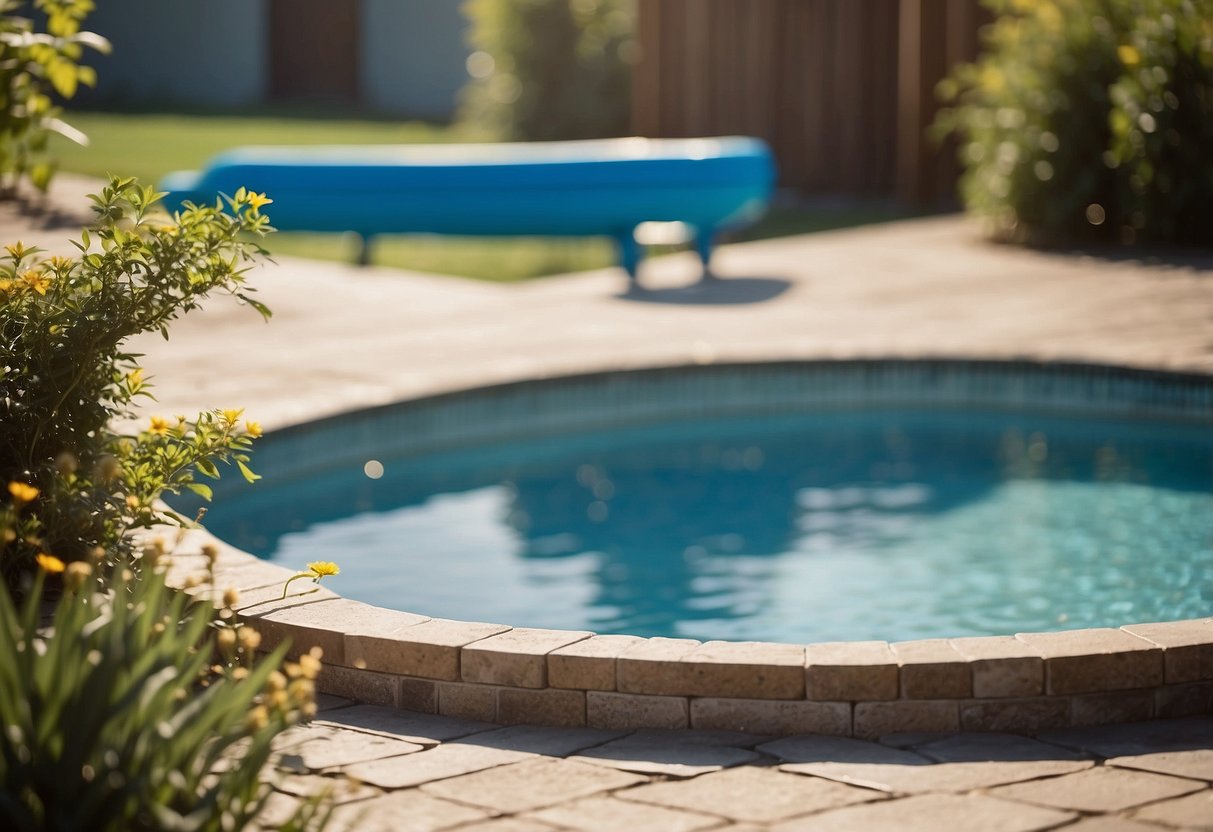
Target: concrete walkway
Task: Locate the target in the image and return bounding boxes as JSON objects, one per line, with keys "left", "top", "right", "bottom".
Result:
{"left": 5, "top": 174, "right": 1213, "bottom": 829}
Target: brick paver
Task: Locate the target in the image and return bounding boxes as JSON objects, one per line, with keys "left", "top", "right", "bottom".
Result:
{"left": 618, "top": 766, "right": 884, "bottom": 823}
{"left": 987, "top": 766, "right": 1205, "bottom": 813}
{"left": 1130, "top": 789, "right": 1213, "bottom": 829}
{"left": 420, "top": 758, "right": 646, "bottom": 813}
{"left": 527, "top": 795, "right": 722, "bottom": 832}
{"left": 767, "top": 793, "right": 1076, "bottom": 832}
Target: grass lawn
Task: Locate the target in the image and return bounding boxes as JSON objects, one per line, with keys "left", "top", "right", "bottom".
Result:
{"left": 52, "top": 110, "right": 914, "bottom": 281}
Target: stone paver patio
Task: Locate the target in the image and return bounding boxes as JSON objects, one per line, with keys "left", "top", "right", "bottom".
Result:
{"left": 5, "top": 174, "right": 1212, "bottom": 828}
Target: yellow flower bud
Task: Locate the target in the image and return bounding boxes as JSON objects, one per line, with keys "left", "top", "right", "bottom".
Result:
{"left": 64, "top": 561, "right": 92, "bottom": 592}
{"left": 222, "top": 587, "right": 240, "bottom": 608}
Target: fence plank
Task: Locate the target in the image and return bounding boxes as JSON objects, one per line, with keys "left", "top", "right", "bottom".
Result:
{"left": 630, "top": 0, "right": 986, "bottom": 203}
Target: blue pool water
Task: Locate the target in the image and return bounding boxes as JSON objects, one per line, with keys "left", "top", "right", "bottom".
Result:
{"left": 189, "top": 401, "right": 1213, "bottom": 644}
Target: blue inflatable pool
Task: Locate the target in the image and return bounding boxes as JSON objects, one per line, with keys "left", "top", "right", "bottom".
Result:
{"left": 159, "top": 137, "right": 776, "bottom": 282}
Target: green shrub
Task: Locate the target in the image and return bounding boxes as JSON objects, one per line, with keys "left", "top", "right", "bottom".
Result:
{"left": 0, "top": 0, "right": 110, "bottom": 194}
{"left": 0, "top": 178, "right": 271, "bottom": 585}
{"left": 0, "top": 555, "right": 328, "bottom": 831}
{"left": 459, "top": 0, "right": 636, "bottom": 141}
{"left": 937, "top": 0, "right": 1213, "bottom": 246}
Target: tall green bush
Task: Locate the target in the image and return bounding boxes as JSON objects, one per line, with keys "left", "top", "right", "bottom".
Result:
{"left": 937, "top": 0, "right": 1213, "bottom": 246}
{"left": 0, "top": 0, "right": 109, "bottom": 194}
{"left": 459, "top": 0, "right": 636, "bottom": 141}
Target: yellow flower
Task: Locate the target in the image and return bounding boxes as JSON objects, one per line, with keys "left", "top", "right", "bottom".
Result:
{"left": 0, "top": 278, "right": 14, "bottom": 294}
{"left": 8, "top": 481, "right": 39, "bottom": 505}
{"left": 222, "top": 408, "right": 244, "bottom": 425}
{"left": 4, "top": 241, "right": 31, "bottom": 260}
{"left": 1118, "top": 44, "right": 1141, "bottom": 67}
{"left": 127, "top": 368, "right": 144, "bottom": 388}
{"left": 20, "top": 271, "right": 51, "bottom": 296}
{"left": 222, "top": 587, "right": 240, "bottom": 608}
{"left": 245, "top": 420, "right": 263, "bottom": 438}
{"left": 246, "top": 192, "right": 273, "bottom": 211}
{"left": 307, "top": 561, "right": 340, "bottom": 578}
{"left": 148, "top": 415, "right": 171, "bottom": 435}
{"left": 35, "top": 553, "right": 65, "bottom": 573}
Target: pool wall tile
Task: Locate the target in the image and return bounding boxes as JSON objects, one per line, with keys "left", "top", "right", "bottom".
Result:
{"left": 316, "top": 664, "right": 399, "bottom": 708}
{"left": 805, "top": 641, "right": 899, "bottom": 701}
{"left": 616, "top": 638, "right": 702, "bottom": 695}
{"left": 461, "top": 628, "right": 594, "bottom": 689}
{"left": 1154, "top": 681, "right": 1213, "bottom": 718}
{"left": 950, "top": 636, "right": 1044, "bottom": 698}
{"left": 1120, "top": 620, "right": 1213, "bottom": 684}
{"left": 497, "top": 687, "right": 587, "bottom": 728}
{"left": 853, "top": 700, "right": 961, "bottom": 739}
{"left": 397, "top": 677, "right": 439, "bottom": 714}
{"left": 690, "top": 698, "right": 851, "bottom": 736}
{"left": 437, "top": 681, "right": 499, "bottom": 722}
{"left": 1016, "top": 629, "right": 1164, "bottom": 695}
{"left": 1069, "top": 690, "right": 1155, "bottom": 727}
{"left": 357, "top": 619, "right": 511, "bottom": 681}
{"left": 892, "top": 640, "right": 973, "bottom": 700}
{"left": 549, "top": 635, "right": 646, "bottom": 691}
{"left": 958, "top": 696, "right": 1071, "bottom": 734}
{"left": 586, "top": 691, "right": 690, "bottom": 730}
{"left": 681, "top": 642, "right": 806, "bottom": 700}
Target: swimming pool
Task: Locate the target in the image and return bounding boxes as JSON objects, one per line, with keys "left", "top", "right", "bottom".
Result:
{"left": 186, "top": 360, "right": 1213, "bottom": 645}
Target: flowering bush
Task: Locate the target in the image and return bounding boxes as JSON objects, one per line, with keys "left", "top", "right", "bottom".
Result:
{"left": 0, "top": 177, "right": 272, "bottom": 586}
{"left": 0, "top": 0, "right": 110, "bottom": 194}
{"left": 937, "top": 0, "right": 1213, "bottom": 245}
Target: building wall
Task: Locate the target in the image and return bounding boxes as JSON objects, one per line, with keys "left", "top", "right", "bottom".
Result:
{"left": 83, "top": 0, "right": 268, "bottom": 108}
{"left": 75, "top": 0, "right": 468, "bottom": 119}
{"left": 360, "top": 0, "right": 470, "bottom": 120}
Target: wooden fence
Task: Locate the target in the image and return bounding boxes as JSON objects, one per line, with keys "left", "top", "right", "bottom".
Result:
{"left": 631, "top": 0, "right": 990, "bottom": 206}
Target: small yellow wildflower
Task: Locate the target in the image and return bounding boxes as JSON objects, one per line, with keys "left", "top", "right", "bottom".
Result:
{"left": 0, "top": 278, "right": 14, "bottom": 294}
{"left": 222, "top": 408, "right": 244, "bottom": 425}
{"left": 148, "top": 415, "right": 171, "bottom": 435}
{"left": 20, "top": 271, "right": 51, "bottom": 295}
{"left": 307, "top": 561, "right": 340, "bottom": 578}
{"left": 35, "top": 553, "right": 65, "bottom": 573}
{"left": 127, "top": 368, "right": 144, "bottom": 388}
{"left": 280, "top": 562, "right": 341, "bottom": 599}
{"left": 238, "top": 627, "right": 262, "bottom": 652}
{"left": 222, "top": 587, "right": 240, "bottom": 608}
{"left": 246, "top": 192, "right": 273, "bottom": 211}
{"left": 202, "top": 542, "right": 220, "bottom": 565}
{"left": 245, "top": 705, "right": 269, "bottom": 732}
{"left": 245, "top": 420, "right": 263, "bottom": 438}
{"left": 216, "top": 628, "right": 237, "bottom": 653}
{"left": 297, "top": 650, "right": 322, "bottom": 680}
{"left": 4, "top": 241, "right": 31, "bottom": 260}
{"left": 1118, "top": 44, "right": 1141, "bottom": 67}
{"left": 8, "top": 481, "right": 39, "bottom": 505}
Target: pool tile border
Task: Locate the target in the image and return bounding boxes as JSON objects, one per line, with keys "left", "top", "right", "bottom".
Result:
{"left": 158, "top": 359, "right": 1213, "bottom": 737}
{"left": 160, "top": 526, "right": 1213, "bottom": 738}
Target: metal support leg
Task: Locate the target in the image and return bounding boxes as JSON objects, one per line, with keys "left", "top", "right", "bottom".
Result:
{"left": 696, "top": 228, "right": 716, "bottom": 281}
{"left": 616, "top": 230, "right": 642, "bottom": 286}
{"left": 356, "top": 233, "right": 374, "bottom": 267}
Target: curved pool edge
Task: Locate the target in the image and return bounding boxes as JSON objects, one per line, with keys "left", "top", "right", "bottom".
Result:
{"left": 156, "top": 523, "right": 1213, "bottom": 739}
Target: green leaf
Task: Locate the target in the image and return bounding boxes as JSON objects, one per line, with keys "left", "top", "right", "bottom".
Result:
{"left": 236, "top": 459, "right": 261, "bottom": 483}
{"left": 184, "top": 482, "right": 213, "bottom": 501}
